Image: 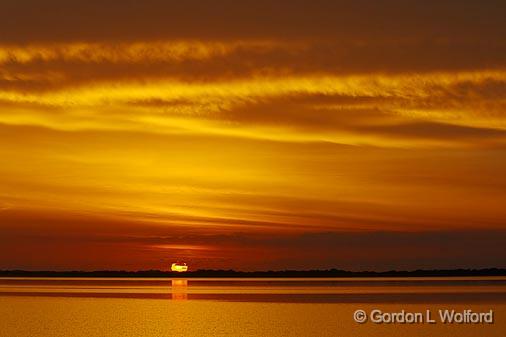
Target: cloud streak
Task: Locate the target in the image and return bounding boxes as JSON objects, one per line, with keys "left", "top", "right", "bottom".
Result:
{"left": 1, "top": 70, "right": 505, "bottom": 147}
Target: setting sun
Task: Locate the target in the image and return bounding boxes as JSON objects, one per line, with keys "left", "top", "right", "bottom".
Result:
{"left": 171, "top": 263, "right": 188, "bottom": 272}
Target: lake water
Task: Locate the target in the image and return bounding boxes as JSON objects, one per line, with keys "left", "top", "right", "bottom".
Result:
{"left": 1, "top": 277, "right": 505, "bottom": 336}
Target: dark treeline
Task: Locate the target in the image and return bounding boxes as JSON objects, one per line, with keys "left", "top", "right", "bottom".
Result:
{"left": 1, "top": 268, "right": 505, "bottom": 278}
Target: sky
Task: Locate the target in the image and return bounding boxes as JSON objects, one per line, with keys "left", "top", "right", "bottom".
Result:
{"left": 1, "top": 0, "right": 506, "bottom": 271}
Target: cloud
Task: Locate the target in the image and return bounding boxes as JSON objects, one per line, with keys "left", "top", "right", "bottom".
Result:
{"left": 358, "top": 121, "right": 506, "bottom": 144}
{"left": 2, "top": 0, "right": 505, "bottom": 43}
{"left": 2, "top": 40, "right": 505, "bottom": 88}
{"left": 0, "top": 6, "right": 504, "bottom": 149}
{"left": 1, "top": 71, "right": 505, "bottom": 148}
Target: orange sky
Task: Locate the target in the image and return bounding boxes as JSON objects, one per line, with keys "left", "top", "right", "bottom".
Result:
{"left": 1, "top": 0, "right": 506, "bottom": 271}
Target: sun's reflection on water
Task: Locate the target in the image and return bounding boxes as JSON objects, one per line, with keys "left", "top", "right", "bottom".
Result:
{"left": 171, "top": 279, "right": 188, "bottom": 300}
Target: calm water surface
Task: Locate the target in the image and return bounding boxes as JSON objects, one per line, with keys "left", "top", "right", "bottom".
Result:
{"left": 1, "top": 277, "right": 505, "bottom": 336}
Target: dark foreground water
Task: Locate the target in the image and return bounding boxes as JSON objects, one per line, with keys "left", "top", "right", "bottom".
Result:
{"left": 1, "top": 277, "right": 505, "bottom": 336}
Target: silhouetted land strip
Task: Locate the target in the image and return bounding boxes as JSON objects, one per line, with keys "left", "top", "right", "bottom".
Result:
{"left": 1, "top": 268, "right": 505, "bottom": 278}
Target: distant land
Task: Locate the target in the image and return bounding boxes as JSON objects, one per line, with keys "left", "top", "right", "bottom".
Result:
{"left": 1, "top": 268, "right": 505, "bottom": 278}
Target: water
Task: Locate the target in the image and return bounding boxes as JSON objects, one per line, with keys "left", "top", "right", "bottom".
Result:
{"left": 1, "top": 277, "right": 505, "bottom": 336}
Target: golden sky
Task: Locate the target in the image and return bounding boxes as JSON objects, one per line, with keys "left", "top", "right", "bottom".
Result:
{"left": 1, "top": 0, "right": 506, "bottom": 271}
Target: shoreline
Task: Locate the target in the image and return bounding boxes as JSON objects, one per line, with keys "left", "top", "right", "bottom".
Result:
{"left": 1, "top": 268, "right": 505, "bottom": 278}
